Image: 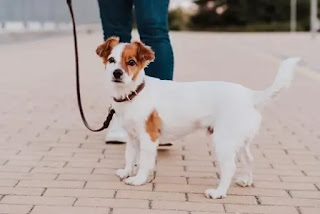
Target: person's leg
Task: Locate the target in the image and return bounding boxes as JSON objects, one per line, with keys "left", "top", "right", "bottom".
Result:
{"left": 97, "top": 0, "right": 133, "bottom": 42}
{"left": 97, "top": 0, "right": 133, "bottom": 143}
{"left": 134, "top": 0, "right": 174, "bottom": 80}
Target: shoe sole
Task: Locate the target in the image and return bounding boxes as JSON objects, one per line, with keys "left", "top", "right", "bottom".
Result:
{"left": 105, "top": 141, "right": 126, "bottom": 144}
{"left": 105, "top": 141, "right": 173, "bottom": 147}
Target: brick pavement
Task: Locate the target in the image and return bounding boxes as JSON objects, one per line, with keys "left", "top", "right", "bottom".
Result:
{"left": 0, "top": 32, "right": 319, "bottom": 214}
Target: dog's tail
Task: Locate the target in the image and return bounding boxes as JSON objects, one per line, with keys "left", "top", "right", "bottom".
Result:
{"left": 253, "top": 57, "right": 300, "bottom": 108}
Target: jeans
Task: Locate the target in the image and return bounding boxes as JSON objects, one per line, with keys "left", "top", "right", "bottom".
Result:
{"left": 97, "top": 0, "right": 174, "bottom": 80}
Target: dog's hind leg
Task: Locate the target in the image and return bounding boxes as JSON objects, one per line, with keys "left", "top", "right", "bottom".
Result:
{"left": 235, "top": 143, "right": 254, "bottom": 187}
{"left": 235, "top": 111, "right": 260, "bottom": 187}
{"left": 205, "top": 135, "right": 237, "bottom": 199}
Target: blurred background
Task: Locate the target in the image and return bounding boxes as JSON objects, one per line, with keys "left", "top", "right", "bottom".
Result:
{"left": 0, "top": 0, "right": 319, "bottom": 33}
{"left": 1, "top": 0, "right": 318, "bottom": 71}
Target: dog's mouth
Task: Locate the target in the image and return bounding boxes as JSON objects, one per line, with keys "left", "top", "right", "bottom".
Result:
{"left": 112, "top": 79, "right": 123, "bottom": 83}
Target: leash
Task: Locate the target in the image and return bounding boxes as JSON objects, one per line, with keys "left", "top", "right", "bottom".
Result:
{"left": 66, "top": 0, "right": 115, "bottom": 132}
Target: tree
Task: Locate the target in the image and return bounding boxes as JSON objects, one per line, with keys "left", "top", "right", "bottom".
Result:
{"left": 190, "top": 0, "right": 317, "bottom": 31}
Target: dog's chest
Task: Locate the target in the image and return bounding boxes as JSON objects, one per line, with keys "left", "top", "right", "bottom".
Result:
{"left": 122, "top": 118, "right": 138, "bottom": 137}
{"left": 117, "top": 108, "right": 141, "bottom": 138}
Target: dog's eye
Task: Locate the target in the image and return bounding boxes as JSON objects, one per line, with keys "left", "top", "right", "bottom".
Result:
{"left": 128, "top": 59, "right": 136, "bottom": 66}
{"left": 108, "top": 57, "right": 116, "bottom": 63}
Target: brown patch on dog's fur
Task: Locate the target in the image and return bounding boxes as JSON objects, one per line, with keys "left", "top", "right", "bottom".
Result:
{"left": 96, "top": 36, "right": 119, "bottom": 64}
{"left": 145, "top": 110, "right": 162, "bottom": 142}
{"left": 121, "top": 41, "right": 155, "bottom": 80}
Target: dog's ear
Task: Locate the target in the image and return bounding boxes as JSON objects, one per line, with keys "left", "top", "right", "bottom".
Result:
{"left": 96, "top": 36, "right": 119, "bottom": 63}
{"left": 133, "top": 41, "right": 155, "bottom": 64}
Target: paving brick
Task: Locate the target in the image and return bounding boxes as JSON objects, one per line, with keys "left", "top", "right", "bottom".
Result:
{"left": 0, "top": 179, "right": 18, "bottom": 187}
{"left": 113, "top": 208, "right": 188, "bottom": 214}
{"left": 228, "top": 187, "right": 289, "bottom": 197}
{"left": 248, "top": 174, "right": 281, "bottom": 181}
{"left": 152, "top": 176, "right": 187, "bottom": 184}
{"left": 191, "top": 212, "right": 230, "bottom": 214}
{"left": 31, "top": 206, "right": 110, "bottom": 214}
{"left": 188, "top": 193, "right": 257, "bottom": 204}
{"left": 1, "top": 196, "right": 75, "bottom": 206}
{"left": 44, "top": 188, "right": 114, "bottom": 198}
{"left": 300, "top": 207, "right": 320, "bottom": 214}
{"left": 290, "top": 191, "right": 320, "bottom": 199}
{"left": 0, "top": 150, "right": 19, "bottom": 156}
{"left": 157, "top": 160, "right": 214, "bottom": 167}
{"left": 0, "top": 204, "right": 32, "bottom": 214}
{"left": 280, "top": 176, "right": 320, "bottom": 183}
{"left": 17, "top": 180, "right": 85, "bottom": 188}
{"left": 260, "top": 196, "right": 320, "bottom": 206}
{"left": 154, "top": 184, "right": 208, "bottom": 193}
{"left": 253, "top": 181, "right": 317, "bottom": 190}
{"left": 0, "top": 187, "right": 44, "bottom": 196}
{"left": 0, "top": 166, "right": 32, "bottom": 173}
{"left": 184, "top": 155, "right": 214, "bottom": 161}
{"left": 31, "top": 167, "right": 93, "bottom": 174}
{"left": 225, "top": 204, "right": 299, "bottom": 214}
{"left": 156, "top": 165, "right": 184, "bottom": 172}
{"left": 186, "top": 166, "right": 216, "bottom": 172}
{"left": 57, "top": 173, "right": 118, "bottom": 181}
{"left": 86, "top": 181, "right": 153, "bottom": 191}
{"left": 0, "top": 173, "right": 58, "bottom": 180}
{"left": 187, "top": 178, "right": 220, "bottom": 185}
{"left": 92, "top": 168, "right": 118, "bottom": 175}
{"left": 75, "top": 198, "right": 148, "bottom": 208}
{"left": 65, "top": 161, "right": 101, "bottom": 168}
{"left": 253, "top": 168, "right": 304, "bottom": 176}
{"left": 156, "top": 170, "right": 216, "bottom": 177}
{"left": 152, "top": 201, "right": 224, "bottom": 212}
{"left": 117, "top": 190, "right": 186, "bottom": 201}
{"left": 6, "top": 160, "right": 66, "bottom": 167}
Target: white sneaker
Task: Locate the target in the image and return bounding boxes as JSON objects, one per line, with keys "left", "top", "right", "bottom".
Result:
{"left": 105, "top": 114, "right": 128, "bottom": 144}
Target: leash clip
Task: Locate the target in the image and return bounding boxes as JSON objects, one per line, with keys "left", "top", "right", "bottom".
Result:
{"left": 108, "top": 104, "right": 113, "bottom": 112}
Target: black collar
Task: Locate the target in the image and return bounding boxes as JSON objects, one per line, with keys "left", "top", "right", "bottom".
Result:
{"left": 113, "top": 81, "right": 145, "bottom": 103}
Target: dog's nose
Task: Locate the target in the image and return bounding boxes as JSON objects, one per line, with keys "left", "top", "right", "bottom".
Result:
{"left": 113, "top": 69, "right": 123, "bottom": 79}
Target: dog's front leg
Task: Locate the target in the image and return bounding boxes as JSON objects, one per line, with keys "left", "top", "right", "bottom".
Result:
{"left": 125, "top": 133, "right": 158, "bottom": 186}
{"left": 116, "top": 137, "right": 139, "bottom": 179}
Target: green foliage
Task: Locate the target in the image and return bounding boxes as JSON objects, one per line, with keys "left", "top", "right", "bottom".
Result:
{"left": 168, "top": 8, "right": 190, "bottom": 30}
{"left": 189, "top": 0, "right": 319, "bottom": 31}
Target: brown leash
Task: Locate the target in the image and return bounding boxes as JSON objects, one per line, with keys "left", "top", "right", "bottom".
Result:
{"left": 66, "top": 0, "right": 115, "bottom": 132}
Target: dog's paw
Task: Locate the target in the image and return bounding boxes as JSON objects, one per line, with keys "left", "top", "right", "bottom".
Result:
{"left": 235, "top": 175, "right": 253, "bottom": 187}
{"left": 205, "top": 189, "right": 226, "bottom": 199}
{"left": 116, "top": 169, "right": 131, "bottom": 179}
{"left": 124, "top": 176, "right": 147, "bottom": 186}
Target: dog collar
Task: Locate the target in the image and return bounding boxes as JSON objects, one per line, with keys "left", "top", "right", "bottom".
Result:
{"left": 113, "top": 81, "right": 145, "bottom": 102}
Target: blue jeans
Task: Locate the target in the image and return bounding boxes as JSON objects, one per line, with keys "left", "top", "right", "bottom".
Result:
{"left": 97, "top": 0, "right": 174, "bottom": 80}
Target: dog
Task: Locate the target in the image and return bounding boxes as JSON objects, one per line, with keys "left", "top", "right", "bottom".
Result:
{"left": 96, "top": 36, "right": 300, "bottom": 199}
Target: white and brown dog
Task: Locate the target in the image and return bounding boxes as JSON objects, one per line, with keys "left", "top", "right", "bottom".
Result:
{"left": 96, "top": 36, "right": 300, "bottom": 199}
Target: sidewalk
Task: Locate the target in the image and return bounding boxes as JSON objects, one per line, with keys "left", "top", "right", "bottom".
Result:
{"left": 0, "top": 31, "right": 319, "bottom": 214}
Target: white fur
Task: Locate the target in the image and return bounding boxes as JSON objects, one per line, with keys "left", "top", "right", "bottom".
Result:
{"left": 105, "top": 45, "right": 300, "bottom": 199}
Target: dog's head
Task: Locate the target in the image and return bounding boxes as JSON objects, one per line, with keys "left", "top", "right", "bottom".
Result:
{"left": 96, "top": 36, "right": 155, "bottom": 85}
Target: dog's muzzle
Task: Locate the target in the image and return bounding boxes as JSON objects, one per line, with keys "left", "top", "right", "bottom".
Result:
{"left": 113, "top": 69, "right": 123, "bottom": 78}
